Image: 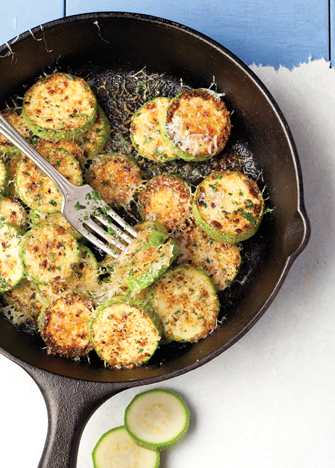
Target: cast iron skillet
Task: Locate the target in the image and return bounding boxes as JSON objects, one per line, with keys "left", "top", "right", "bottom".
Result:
{"left": 0, "top": 12, "right": 310, "bottom": 468}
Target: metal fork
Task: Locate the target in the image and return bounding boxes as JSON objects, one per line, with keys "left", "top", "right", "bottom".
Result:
{"left": 0, "top": 114, "right": 137, "bottom": 257}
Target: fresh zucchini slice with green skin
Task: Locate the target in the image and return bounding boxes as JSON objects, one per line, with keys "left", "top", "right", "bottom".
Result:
{"left": 22, "top": 72, "right": 97, "bottom": 142}
{"left": 149, "top": 264, "right": 219, "bottom": 342}
{"left": 92, "top": 426, "right": 160, "bottom": 468}
{"left": 38, "top": 292, "right": 94, "bottom": 358}
{"left": 125, "top": 389, "right": 190, "bottom": 451}
{"left": 193, "top": 170, "right": 264, "bottom": 243}
{"left": 16, "top": 147, "right": 83, "bottom": 213}
{"left": 86, "top": 152, "right": 143, "bottom": 207}
{"left": 29, "top": 209, "right": 82, "bottom": 240}
{"left": 105, "top": 221, "right": 170, "bottom": 292}
{"left": 138, "top": 173, "right": 192, "bottom": 231}
{"left": 162, "top": 89, "right": 231, "bottom": 161}
{"left": 3, "top": 279, "right": 44, "bottom": 329}
{"left": 37, "top": 244, "right": 99, "bottom": 304}
{"left": 89, "top": 295, "right": 162, "bottom": 368}
{"left": 0, "top": 197, "right": 26, "bottom": 230}
{"left": 80, "top": 104, "right": 111, "bottom": 158}
{"left": 0, "top": 222, "right": 24, "bottom": 293}
{"left": 20, "top": 223, "right": 80, "bottom": 285}
{"left": 173, "top": 224, "right": 241, "bottom": 291}
{"left": 130, "top": 97, "right": 178, "bottom": 162}
{"left": 0, "top": 108, "right": 32, "bottom": 156}
{"left": 0, "top": 158, "right": 8, "bottom": 195}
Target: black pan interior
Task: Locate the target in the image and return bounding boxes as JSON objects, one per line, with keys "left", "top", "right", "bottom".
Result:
{"left": 0, "top": 13, "right": 309, "bottom": 382}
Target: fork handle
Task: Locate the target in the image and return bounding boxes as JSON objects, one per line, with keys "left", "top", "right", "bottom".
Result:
{"left": 0, "top": 113, "right": 72, "bottom": 196}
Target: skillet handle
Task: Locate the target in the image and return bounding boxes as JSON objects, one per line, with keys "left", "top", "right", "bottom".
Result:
{"left": 22, "top": 365, "right": 126, "bottom": 468}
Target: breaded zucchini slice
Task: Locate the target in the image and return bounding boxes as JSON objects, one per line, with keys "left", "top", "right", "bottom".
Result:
{"left": 130, "top": 97, "right": 178, "bottom": 162}
{"left": 86, "top": 152, "right": 143, "bottom": 207}
{"left": 138, "top": 173, "right": 192, "bottom": 231}
{"left": 4, "top": 279, "right": 44, "bottom": 328}
{"left": 16, "top": 147, "right": 83, "bottom": 213}
{"left": 92, "top": 426, "right": 160, "bottom": 468}
{"left": 0, "top": 197, "right": 26, "bottom": 229}
{"left": 39, "top": 292, "right": 94, "bottom": 358}
{"left": 174, "top": 224, "right": 241, "bottom": 291}
{"left": 81, "top": 105, "right": 111, "bottom": 158}
{"left": 0, "top": 223, "right": 24, "bottom": 293}
{"left": 37, "top": 244, "right": 99, "bottom": 303}
{"left": 149, "top": 264, "right": 219, "bottom": 342}
{"left": 0, "top": 108, "right": 32, "bottom": 156}
{"left": 29, "top": 209, "right": 81, "bottom": 240}
{"left": 163, "top": 89, "right": 231, "bottom": 161}
{"left": 22, "top": 72, "right": 97, "bottom": 142}
{"left": 34, "top": 138, "right": 85, "bottom": 167}
{"left": 20, "top": 223, "right": 80, "bottom": 285}
{"left": 107, "top": 221, "right": 179, "bottom": 295}
{"left": 193, "top": 170, "right": 264, "bottom": 243}
{"left": 89, "top": 295, "right": 162, "bottom": 368}
{"left": 0, "top": 158, "right": 8, "bottom": 195}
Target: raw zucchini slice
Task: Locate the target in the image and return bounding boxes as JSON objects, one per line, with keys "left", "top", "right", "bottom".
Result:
{"left": 3, "top": 279, "right": 44, "bottom": 329}
{"left": 124, "top": 389, "right": 190, "bottom": 451}
{"left": 38, "top": 292, "right": 94, "bottom": 358}
{"left": 86, "top": 152, "right": 143, "bottom": 207}
{"left": 0, "top": 158, "right": 8, "bottom": 195}
{"left": 0, "top": 108, "right": 32, "bottom": 155}
{"left": 20, "top": 223, "right": 80, "bottom": 285}
{"left": 174, "top": 224, "right": 241, "bottom": 291}
{"left": 92, "top": 426, "right": 160, "bottom": 468}
{"left": 29, "top": 209, "right": 81, "bottom": 239}
{"left": 16, "top": 146, "right": 83, "bottom": 213}
{"left": 193, "top": 170, "right": 264, "bottom": 243}
{"left": 22, "top": 72, "right": 97, "bottom": 142}
{"left": 138, "top": 173, "right": 192, "bottom": 231}
{"left": 0, "top": 222, "right": 24, "bottom": 293}
{"left": 130, "top": 97, "right": 178, "bottom": 162}
{"left": 0, "top": 197, "right": 26, "bottom": 230}
{"left": 106, "top": 221, "right": 176, "bottom": 295}
{"left": 89, "top": 296, "right": 162, "bottom": 368}
{"left": 81, "top": 104, "right": 111, "bottom": 158}
{"left": 37, "top": 244, "right": 99, "bottom": 303}
{"left": 163, "top": 89, "right": 231, "bottom": 161}
{"left": 149, "top": 264, "right": 219, "bottom": 342}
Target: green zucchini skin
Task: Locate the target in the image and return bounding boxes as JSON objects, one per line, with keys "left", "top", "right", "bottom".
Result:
{"left": 192, "top": 170, "right": 264, "bottom": 244}
{"left": 81, "top": 104, "right": 111, "bottom": 158}
{"left": 162, "top": 89, "right": 231, "bottom": 162}
{"left": 0, "top": 158, "right": 9, "bottom": 195}
{"left": 124, "top": 388, "right": 190, "bottom": 451}
{"left": 89, "top": 295, "right": 162, "bottom": 368}
{"left": 0, "top": 222, "right": 24, "bottom": 293}
{"left": 92, "top": 426, "right": 160, "bottom": 468}
{"left": 22, "top": 73, "right": 97, "bottom": 142}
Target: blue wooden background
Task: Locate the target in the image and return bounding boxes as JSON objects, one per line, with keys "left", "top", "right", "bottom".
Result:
{"left": 0, "top": 0, "right": 332, "bottom": 68}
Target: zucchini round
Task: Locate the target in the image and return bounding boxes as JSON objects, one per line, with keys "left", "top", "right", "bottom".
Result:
{"left": 22, "top": 72, "right": 97, "bottom": 141}
{"left": 192, "top": 170, "right": 264, "bottom": 243}
{"left": 163, "top": 89, "right": 231, "bottom": 161}
{"left": 81, "top": 104, "right": 111, "bottom": 158}
{"left": 92, "top": 426, "right": 160, "bottom": 468}
{"left": 174, "top": 224, "right": 241, "bottom": 291}
{"left": 16, "top": 147, "right": 83, "bottom": 213}
{"left": 86, "top": 152, "right": 143, "bottom": 207}
{"left": 89, "top": 295, "right": 162, "bottom": 368}
{"left": 34, "top": 138, "right": 85, "bottom": 167}
{"left": 20, "top": 223, "right": 80, "bottom": 285}
{"left": 29, "top": 209, "right": 82, "bottom": 239}
{"left": 0, "top": 222, "right": 24, "bottom": 293}
{"left": 39, "top": 292, "right": 94, "bottom": 358}
{"left": 0, "top": 108, "right": 32, "bottom": 156}
{"left": 4, "top": 279, "right": 44, "bottom": 329}
{"left": 138, "top": 173, "right": 192, "bottom": 231}
{"left": 125, "top": 389, "right": 189, "bottom": 451}
{"left": 149, "top": 264, "right": 219, "bottom": 342}
{"left": 130, "top": 97, "right": 178, "bottom": 162}
{"left": 0, "top": 197, "right": 26, "bottom": 230}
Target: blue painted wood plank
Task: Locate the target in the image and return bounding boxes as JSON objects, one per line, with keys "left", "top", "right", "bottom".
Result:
{"left": 65, "top": 0, "right": 329, "bottom": 68}
{"left": 0, "top": 1, "right": 64, "bottom": 48}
